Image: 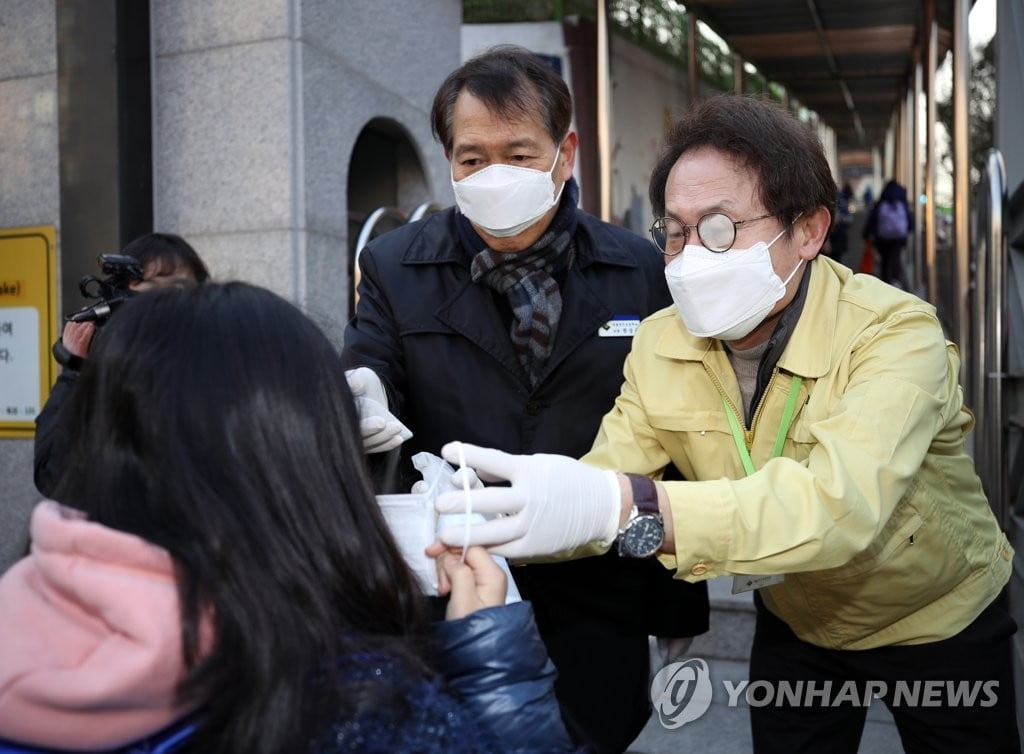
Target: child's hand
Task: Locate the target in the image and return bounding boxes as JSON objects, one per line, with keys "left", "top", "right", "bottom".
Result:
{"left": 426, "top": 542, "right": 507, "bottom": 620}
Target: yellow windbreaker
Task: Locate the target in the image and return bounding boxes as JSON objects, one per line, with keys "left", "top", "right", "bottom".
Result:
{"left": 583, "top": 256, "right": 1012, "bottom": 649}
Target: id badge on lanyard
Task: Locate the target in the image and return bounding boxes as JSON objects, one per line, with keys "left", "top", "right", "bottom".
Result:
{"left": 724, "top": 375, "right": 803, "bottom": 594}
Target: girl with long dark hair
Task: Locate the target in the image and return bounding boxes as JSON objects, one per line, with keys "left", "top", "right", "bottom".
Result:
{"left": 0, "top": 282, "right": 572, "bottom": 753}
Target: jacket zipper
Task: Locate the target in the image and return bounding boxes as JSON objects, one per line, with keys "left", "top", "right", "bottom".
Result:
{"left": 705, "top": 363, "right": 780, "bottom": 451}
{"left": 704, "top": 363, "right": 751, "bottom": 448}
{"left": 748, "top": 368, "right": 781, "bottom": 450}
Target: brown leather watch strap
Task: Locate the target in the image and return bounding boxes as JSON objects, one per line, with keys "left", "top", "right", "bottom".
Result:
{"left": 625, "top": 473, "right": 660, "bottom": 517}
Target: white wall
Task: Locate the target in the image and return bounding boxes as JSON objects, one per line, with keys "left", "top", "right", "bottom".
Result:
{"left": 609, "top": 35, "right": 690, "bottom": 234}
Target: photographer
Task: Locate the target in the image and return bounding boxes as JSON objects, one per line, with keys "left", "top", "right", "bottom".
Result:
{"left": 33, "top": 233, "right": 209, "bottom": 497}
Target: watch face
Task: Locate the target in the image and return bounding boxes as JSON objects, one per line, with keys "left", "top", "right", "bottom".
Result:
{"left": 621, "top": 514, "right": 664, "bottom": 558}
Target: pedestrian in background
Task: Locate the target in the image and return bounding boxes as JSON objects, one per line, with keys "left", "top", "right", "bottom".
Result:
{"left": 863, "top": 179, "right": 914, "bottom": 289}
{"left": 826, "top": 182, "right": 854, "bottom": 265}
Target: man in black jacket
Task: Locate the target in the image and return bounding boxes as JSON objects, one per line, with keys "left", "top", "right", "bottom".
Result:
{"left": 341, "top": 45, "right": 707, "bottom": 753}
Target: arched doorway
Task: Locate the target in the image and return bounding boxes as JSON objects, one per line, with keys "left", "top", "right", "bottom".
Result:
{"left": 347, "top": 118, "right": 432, "bottom": 318}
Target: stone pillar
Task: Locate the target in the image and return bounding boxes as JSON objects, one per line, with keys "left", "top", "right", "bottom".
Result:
{"left": 0, "top": 0, "right": 59, "bottom": 568}
{"left": 151, "top": 0, "right": 459, "bottom": 334}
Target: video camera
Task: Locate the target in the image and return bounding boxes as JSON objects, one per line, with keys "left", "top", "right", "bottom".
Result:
{"left": 52, "top": 254, "right": 144, "bottom": 369}
{"left": 67, "top": 254, "right": 145, "bottom": 323}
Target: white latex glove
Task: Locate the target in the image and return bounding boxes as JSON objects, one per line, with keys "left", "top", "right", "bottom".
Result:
{"left": 345, "top": 367, "right": 412, "bottom": 453}
{"left": 433, "top": 442, "right": 621, "bottom": 558}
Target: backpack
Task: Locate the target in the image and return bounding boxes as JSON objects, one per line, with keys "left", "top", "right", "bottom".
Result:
{"left": 876, "top": 199, "right": 908, "bottom": 240}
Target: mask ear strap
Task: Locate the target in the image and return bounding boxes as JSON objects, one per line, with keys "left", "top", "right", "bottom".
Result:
{"left": 782, "top": 258, "right": 805, "bottom": 287}
{"left": 770, "top": 211, "right": 806, "bottom": 286}
{"left": 767, "top": 211, "right": 805, "bottom": 249}
{"left": 550, "top": 132, "right": 570, "bottom": 171}
{"left": 766, "top": 226, "right": 789, "bottom": 247}
{"left": 454, "top": 441, "right": 473, "bottom": 563}
{"left": 549, "top": 132, "right": 574, "bottom": 187}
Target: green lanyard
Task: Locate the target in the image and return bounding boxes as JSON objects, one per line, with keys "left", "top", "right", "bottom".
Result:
{"left": 722, "top": 375, "right": 803, "bottom": 477}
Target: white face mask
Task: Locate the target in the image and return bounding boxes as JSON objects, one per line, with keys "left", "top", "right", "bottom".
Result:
{"left": 451, "top": 151, "right": 564, "bottom": 238}
{"left": 664, "top": 224, "right": 804, "bottom": 341}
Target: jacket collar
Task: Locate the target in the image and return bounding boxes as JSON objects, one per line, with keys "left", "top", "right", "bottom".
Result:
{"left": 400, "top": 207, "right": 639, "bottom": 269}
{"left": 654, "top": 258, "right": 838, "bottom": 378}
{"left": 776, "top": 258, "right": 837, "bottom": 378}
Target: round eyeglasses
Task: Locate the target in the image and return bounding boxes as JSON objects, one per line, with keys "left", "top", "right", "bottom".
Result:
{"left": 649, "top": 213, "right": 774, "bottom": 255}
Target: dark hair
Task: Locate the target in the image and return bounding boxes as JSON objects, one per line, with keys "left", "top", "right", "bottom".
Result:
{"left": 879, "top": 179, "right": 907, "bottom": 203}
{"left": 431, "top": 44, "right": 572, "bottom": 153}
{"left": 52, "top": 282, "right": 430, "bottom": 754}
{"left": 121, "top": 232, "right": 210, "bottom": 283}
{"left": 649, "top": 95, "right": 837, "bottom": 235}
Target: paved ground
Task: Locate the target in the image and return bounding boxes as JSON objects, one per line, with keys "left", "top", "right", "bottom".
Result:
{"left": 625, "top": 578, "right": 905, "bottom": 754}
{"left": 627, "top": 659, "right": 904, "bottom": 754}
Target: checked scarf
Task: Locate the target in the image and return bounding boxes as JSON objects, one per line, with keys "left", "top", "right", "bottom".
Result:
{"left": 460, "top": 178, "right": 580, "bottom": 387}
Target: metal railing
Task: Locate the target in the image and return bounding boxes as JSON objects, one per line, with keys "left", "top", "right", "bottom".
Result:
{"left": 409, "top": 202, "right": 445, "bottom": 223}
{"left": 351, "top": 203, "right": 446, "bottom": 311}
{"left": 969, "top": 148, "right": 1009, "bottom": 527}
{"left": 354, "top": 207, "right": 408, "bottom": 260}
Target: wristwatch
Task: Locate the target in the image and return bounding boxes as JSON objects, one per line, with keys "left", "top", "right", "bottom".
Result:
{"left": 617, "top": 474, "right": 665, "bottom": 558}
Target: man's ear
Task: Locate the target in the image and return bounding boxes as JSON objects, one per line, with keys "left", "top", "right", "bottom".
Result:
{"left": 798, "top": 206, "right": 832, "bottom": 261}
{"left": 558, "top": 132, "right": 579, "bottom": 182}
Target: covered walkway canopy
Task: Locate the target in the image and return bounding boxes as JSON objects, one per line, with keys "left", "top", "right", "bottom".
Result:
{"left": 684, "top": 0, "right": 963, "bottom": 155}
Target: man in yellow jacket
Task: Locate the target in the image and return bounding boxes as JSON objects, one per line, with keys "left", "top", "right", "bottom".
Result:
{"left": 434, "top": 94, "right": 1018, "bottom": 753}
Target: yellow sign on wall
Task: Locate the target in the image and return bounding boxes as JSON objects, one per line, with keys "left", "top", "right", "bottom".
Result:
{"left": 0, "top": 226, "right": 58, "bottom": 438}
